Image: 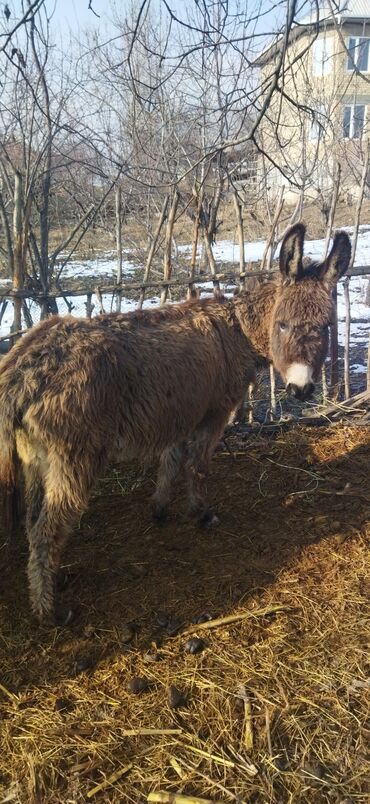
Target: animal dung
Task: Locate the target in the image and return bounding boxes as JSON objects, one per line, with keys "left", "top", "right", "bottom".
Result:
{"left": 168, "top": 685, "right": 187, "bottom": 709}
{"left": 165, "top": 618, "right": 182, "bottom": 636}
{"left": 156, "top": 611, "right": 182, "bottom": 636}
{"left": 54, "top": 697, "right": 74, "bottom": 713}
{"left": 184, "top": 637, "right": 206, "bottom": 655}
{"left": 127, "top": 676, "right": 150, "bottom": 694}
{"left": 194, "top": 612, "right": 213, "bottom": 624}
{"left": 156, "top": 611, "right": 169, "bottom": 628}
{"left": 120, "top": 623, "right": 135, "bottom": 644}
{"left": 73, "top": 656, "right": 94, "bottom": 675}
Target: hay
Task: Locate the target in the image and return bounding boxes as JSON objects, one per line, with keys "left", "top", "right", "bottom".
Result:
{"left": 0, "top": 424, "right": 369, "bottom": 803}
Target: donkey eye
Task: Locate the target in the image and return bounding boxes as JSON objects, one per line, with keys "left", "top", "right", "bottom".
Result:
{"left": 321, "top": 323, "right": 330, "bottom": 332}
{"left": 279, "top": 322, "right": 288, "bottom": 332}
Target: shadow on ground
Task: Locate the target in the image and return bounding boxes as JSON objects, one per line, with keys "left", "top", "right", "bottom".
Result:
{"left": 1, "top": 424, "right": 369, "bottom": 689}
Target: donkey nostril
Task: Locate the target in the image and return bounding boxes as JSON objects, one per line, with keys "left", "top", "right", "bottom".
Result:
{"left": 286, "top": 382, "right": 298, "bottom": 397}
{"left": 302, "top": 382, "right": 314, "bottom": 399}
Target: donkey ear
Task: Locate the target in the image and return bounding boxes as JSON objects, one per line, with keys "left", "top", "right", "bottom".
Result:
{"left": 321, "top": 231, "right": 351, "bottom": 285}
{"left": 279, "top": 223, "right": 305, "bottom": 280}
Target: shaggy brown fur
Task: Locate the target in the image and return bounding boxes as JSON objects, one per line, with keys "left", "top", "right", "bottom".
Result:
{"left": 0, "top": 224, "right": 351, "bottom": 623}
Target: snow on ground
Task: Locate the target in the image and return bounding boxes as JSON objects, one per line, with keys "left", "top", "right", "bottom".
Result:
{"left": 179, "top": 225, "right": 370, "bottom": 268}
{"left": 60, "top": 256, "right": 137, "bottom": 280}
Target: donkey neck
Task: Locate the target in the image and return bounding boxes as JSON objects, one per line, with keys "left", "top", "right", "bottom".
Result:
{"left": 233, "top": 281, "right": 277, "bottom": 365}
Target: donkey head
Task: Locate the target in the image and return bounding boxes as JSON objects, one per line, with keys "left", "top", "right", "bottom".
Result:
{"left": 270, "top": 223, "right": 351, "bottom": 401}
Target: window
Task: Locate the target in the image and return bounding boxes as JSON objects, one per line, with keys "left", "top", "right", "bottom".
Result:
{"left": 312, "top": 36, "right": 333, "bottom": 76}
{"left": 342, "top": 105, "right": 366, "bottom": 139}
{"left": 347, "top": 37, "right": 370, "bottom": 72}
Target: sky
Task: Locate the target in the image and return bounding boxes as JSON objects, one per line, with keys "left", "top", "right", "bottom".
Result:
{"left": 49, "top": 0, "right": 106, "bottom": 31}
{"left": 46, "top": 0, "right": 292, "bottom": 39}
{"left": 3, "top": 1, "right": 317, "bottom": 51}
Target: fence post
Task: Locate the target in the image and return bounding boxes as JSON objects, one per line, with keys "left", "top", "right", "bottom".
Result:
{"left": 85, "top": 292, "right": 93, "bottom": 318}
{"left": 115, "top": 185, "right": 123, "bottom": 312}
{"left": 343, "top": 277, "right": 351, "bottom": 399}
{"left": 160, "top": 190, "right": 179, "bottom": 306}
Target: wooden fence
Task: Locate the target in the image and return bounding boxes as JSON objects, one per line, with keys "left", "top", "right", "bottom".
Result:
{"left": 0, "top": 263, "right": 369, "bottom": 421}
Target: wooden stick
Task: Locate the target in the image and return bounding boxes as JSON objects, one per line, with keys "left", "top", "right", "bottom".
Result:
{"left": 160, "top": 190, "right": 179, "bottom": 305}
{"left": 343, "top": 277, "right": 351, "bottom": 399}
{"left": 184, "top": 745, "right": 234, "bottom": 769}
{"left": 265, "top": 708, "right": 273, "bottom": 757}
{"left": 190, "top": 187, "right": 204, "bottom": 280}
{"left": 0, "top": 266, "right": 369, "bottom": 303}
{"left": 138, "top": 195, "right": 169, "bottom": 309}
{"left": 121, "top": 728, "right": 182, "bottom": 736}
{"left": 269, "top": 364, "right": 276, "bottom": 420}
{"left": 236, "top": 685, "right": 253, "bottom": 751}
{"left": 202, "top": 230, "right": 220, "bottom": 293}
{"left": 169, "top": 757, "right": 185, "bottom": 779}
{"left": 323, "top": 162, "right": 341, "bottom": 260}
{"left": 94, "top": 287, "right": 105, "bottom": 314}
{"left": 85, "top": 292, "right": 93, "bottom": 319}
{"left": 183, "top": 605, "right": 290, "bottom": 634}
{"left": 87, "top": 763, "right": 132, "bottom": 798}
{"left": 0, "top": 681, "right": 18, "bottom": 701}
{"left": 148, "top": 794, "right": 217, "bottom": 804}
{"left": 260, "top": 186, "right": 284, "bottom": 271}
{"left": 321, "top": 364, "right": 328, "bottom": 405}
{"left": 115, "top": 185, "right": 123, "bottom": 313}
{"left": 232, "top": 190, "right": 245, "bottom": 279}
{"left": 248, "top": 383, "right": 254, "bottom": 425}
{"left": 324, "top": 162, "right": 341, "bottom": 397}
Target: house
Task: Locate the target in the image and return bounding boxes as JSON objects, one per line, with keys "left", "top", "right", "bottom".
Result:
{"left": 254, "top": 1, "right": 370, "bottom": 201}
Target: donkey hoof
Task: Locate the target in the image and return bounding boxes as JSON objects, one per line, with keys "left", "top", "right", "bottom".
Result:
{"left": 199, "top": 509, "right": 220, "bottom": 529}
{"left": 151, "top": 504, "right": 169, "bottom": 525}
{"left": 35, "top": 609, "right": 57, "bottom": 628}
{"left": 56, "top": 606, "right": 76, "bottom": 627}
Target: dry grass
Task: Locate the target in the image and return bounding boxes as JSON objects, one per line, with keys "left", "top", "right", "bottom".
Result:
{"left": 0, "top": 424, "right": 369, "bottom": 803}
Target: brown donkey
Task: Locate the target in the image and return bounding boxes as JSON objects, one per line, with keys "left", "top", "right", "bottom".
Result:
{"left": 0, "top": 224, "right": 351, "bottom": 624}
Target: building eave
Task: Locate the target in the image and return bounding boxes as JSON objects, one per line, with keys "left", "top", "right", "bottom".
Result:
{"left": 254, "top": 13, "right": 370, "bottom": 67}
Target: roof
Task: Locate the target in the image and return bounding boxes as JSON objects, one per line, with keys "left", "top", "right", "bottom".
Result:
{"left": 299, "top": 1, "right": 370, "bottom": 25}
{"left": 255, "top": 0, "right": 370, "bottom": 66}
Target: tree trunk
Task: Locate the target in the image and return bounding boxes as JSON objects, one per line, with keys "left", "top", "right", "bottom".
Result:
{"left": 115, "top": 185, "right": 123, "bottom": 312}
{"left": 138, "top": 195, "right": 169, "bottom": 309}
{"left": 160, "top": 190, "right": 179, "bottom": 305}
{"left": 12, "top": 172, "right": 23, "bottom": 336}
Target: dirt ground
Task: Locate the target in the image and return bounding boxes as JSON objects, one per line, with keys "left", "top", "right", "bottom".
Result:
{"left": 0, "top": 424, "right": 369, "bottom": 803}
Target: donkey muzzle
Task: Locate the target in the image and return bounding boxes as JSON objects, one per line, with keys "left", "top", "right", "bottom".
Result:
{"left": 286, "top": 381, "right": 314, "bottom": 401}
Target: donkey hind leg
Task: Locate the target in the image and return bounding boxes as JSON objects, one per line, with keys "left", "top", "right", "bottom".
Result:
{"left": 152, "top": 442, "right": 186, "bottom": 523}
{"left": 186, "top": 411, "right": 229, "bottom": 528}
{"left": 27, "top": 491, "right": 81, "bottom": 624}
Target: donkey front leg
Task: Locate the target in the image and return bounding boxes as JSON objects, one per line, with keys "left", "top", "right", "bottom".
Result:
{"left": 186, "top": 411, "right": 229, "bottom": 528}
{"left": 152, "top": 442, "right": 186, "bottom": 522}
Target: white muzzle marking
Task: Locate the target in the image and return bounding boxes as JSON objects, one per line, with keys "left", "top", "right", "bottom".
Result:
{"left": 286, "top": 363, "right": 313, "bottom": 388}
